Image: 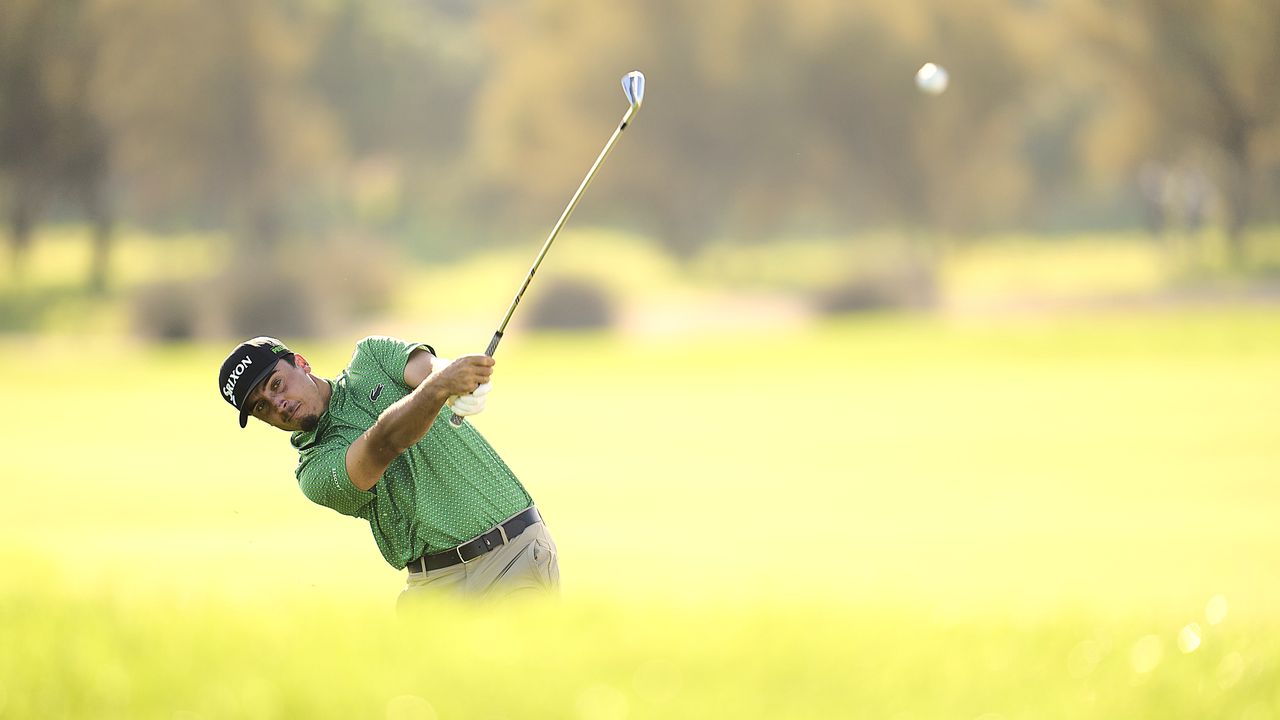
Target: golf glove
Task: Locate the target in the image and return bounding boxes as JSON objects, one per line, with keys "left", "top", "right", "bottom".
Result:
{"left": 449, "top": 382, "right": 491, "bottom": 417}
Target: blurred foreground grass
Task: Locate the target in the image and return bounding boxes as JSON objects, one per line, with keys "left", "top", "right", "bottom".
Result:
{"left": 3, "top": 587, "right": 1276, "bottom": 719}
{"left": 2, "top": 305, "right": 1278, "bottom": 717}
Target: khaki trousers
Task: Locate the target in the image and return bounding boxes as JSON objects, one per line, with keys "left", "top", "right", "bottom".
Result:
{"left": 397, "top": 520, "right": 559, "bottom": 609}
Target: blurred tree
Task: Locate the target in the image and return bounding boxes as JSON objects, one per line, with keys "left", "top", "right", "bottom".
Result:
{"left": 0, "top": 0, "right": 113, "bottom": 289}
{"left": 0, "top": 0, "right": 60, "bottom": 276}
{"left": 1073, "top": 0, "right": 1280, "bottom": 261}
{"left": 59, "top": 4, "right": 114, "bottom": 294}
{"left": 468, "top": 0, "right": 840, "bottom": 255}
{"left": 466, "top": 2, "right": 647, "bottom": 245}
{"left": 5, "top": 0, "right": 1275, "bottom": 311}
{"left": 88, "top": 0, "right": 341, "bottom": 250}
{"left": 466, "top": 0, "right": 1050, "bottom": 257}
{"left": 307, "top": 0, "right": 485, "bottom": 246}
{"left": 83, "top": 0, "right": 350, "bottom": 334}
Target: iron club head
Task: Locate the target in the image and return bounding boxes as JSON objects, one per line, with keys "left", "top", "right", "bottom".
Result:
{"left": 622, "top": 71, "right": 645, "bottom": 109}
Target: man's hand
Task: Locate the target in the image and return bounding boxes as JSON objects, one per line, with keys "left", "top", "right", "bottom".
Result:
{"left": 427, "top": 355, "right": 495, "bottom": 397}
{"left": 448, "top": 382, "right": 491, "bottom": 417}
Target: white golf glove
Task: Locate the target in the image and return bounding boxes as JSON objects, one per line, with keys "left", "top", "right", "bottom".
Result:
{"left": 448, "top": 382, "right": 491, "bottom": 417}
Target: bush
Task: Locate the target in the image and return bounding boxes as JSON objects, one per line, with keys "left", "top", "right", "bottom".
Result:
{"left": 132, "top": 281, "right": 205, "bottom": 341}
{"left": 305, "top": 235, "right": 396, "bottom": 317}
{"left": 523, "top": 277, "right": 616, "bottom": 331}
{"left": 130, "top": 235, "right": 402, "bottom": 343}
{"left": 217, "top": 266, "right": 318, "bottom": 339}
{"left": 813, "top": 264, "right": 938, "bottom": 315}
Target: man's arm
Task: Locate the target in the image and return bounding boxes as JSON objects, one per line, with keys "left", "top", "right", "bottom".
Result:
{"left": 403, "top": 346, "right": 435, "bottom": 388}
{"left": 345, "top": 351, "right": 494, "bottom": 491}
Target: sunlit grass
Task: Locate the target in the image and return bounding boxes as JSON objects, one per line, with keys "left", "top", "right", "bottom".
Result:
{"left": 0, "top": 224, "right": 226, "bottom": 291}
{"left": 5, "top": 225, "right": 1280, "bottom": 339}
{"left": 0, "top": 225, "right": 229, "bottom": 335}
{"left": 945, "top": 232, "right": 1168, "bottom": 306}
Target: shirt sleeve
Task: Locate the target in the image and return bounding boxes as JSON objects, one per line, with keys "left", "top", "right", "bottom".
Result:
{"left": 357, "top": 336, "right": 436, "bottom": 389}
{"left": 296, "top": 443, "right": 374, "bottom": 518}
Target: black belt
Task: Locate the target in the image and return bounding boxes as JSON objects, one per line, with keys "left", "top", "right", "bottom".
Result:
{"left": 404, "top": 507, "right": 542, "bottom": 574}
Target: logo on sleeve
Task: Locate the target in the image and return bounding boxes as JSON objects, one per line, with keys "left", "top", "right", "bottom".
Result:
{"left": 369, "top": 384, "right": 383, "bottom": 403}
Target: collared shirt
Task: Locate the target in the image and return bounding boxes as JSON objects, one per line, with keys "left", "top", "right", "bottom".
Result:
{"left": 291, "top": 336, "right": 532, "bottom": 569}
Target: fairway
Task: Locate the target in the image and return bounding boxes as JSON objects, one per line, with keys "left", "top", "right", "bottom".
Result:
{"left": 2, "top": 308, "right": 1278, "bottom": 718}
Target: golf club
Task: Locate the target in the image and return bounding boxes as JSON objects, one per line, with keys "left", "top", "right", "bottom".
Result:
{"left": 450, "top": 70, "right": 646, "bottom": 427}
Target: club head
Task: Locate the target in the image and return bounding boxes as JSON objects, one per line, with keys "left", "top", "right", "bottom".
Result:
{"left": 622, "top": 71, "right": 645, "bottom": 109}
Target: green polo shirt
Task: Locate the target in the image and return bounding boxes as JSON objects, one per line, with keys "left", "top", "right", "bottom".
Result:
{"left": 291, "top": 336, "right": 533, "bottom": 569}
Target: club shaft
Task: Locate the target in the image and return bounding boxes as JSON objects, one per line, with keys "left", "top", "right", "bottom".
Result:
{"left": 449, "top": 103, "right": 637, "bottom": 428}
{"left": 491, "top": 104, "right": 637, "bottom": 343}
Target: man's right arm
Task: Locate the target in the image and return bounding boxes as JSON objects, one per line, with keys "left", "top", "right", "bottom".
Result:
{"left": 344, "top": 353, "right": 495, "bottom": 491}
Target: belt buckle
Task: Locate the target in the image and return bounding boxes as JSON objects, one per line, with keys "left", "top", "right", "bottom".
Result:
{"left": 458, "top": 523, "right": 511, "bottom": 565}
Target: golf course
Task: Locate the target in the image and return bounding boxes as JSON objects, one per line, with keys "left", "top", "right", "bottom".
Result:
{"left": 2, "top": 228, "right": 1278, "bottom": 719}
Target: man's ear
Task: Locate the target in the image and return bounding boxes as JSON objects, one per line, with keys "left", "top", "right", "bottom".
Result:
{"left": 294, "top": 354, "right": 312, "bottom": 373}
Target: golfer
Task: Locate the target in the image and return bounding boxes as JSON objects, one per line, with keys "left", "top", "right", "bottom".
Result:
{"left": 217, "top": 335, "right": 558, "bottom": 604}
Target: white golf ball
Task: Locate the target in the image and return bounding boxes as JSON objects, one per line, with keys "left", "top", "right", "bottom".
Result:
{"left": 915, "top": 62, "right": 949, "bottom": 95}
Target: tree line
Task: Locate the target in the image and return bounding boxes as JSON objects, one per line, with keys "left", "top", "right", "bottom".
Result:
{"left": 2, "top": 0, "right": 1277, "bottom": 292}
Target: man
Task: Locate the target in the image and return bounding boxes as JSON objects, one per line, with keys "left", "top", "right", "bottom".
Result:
{"left": 217, "top": 335, "right": 558, "bottom": 605}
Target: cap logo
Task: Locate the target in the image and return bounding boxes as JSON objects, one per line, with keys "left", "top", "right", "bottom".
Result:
{"left": 222, "top": 355, "right": 254, "bottom": 399}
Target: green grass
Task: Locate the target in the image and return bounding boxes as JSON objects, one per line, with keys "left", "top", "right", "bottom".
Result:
{"left": 2, "top": 307, "right": 1278, "bottom": 717}
{"left": 0, "top": 226, "right": 226, "bottom": 335}
{"left": 0, "top": 226, "right": 225, "bottom": 290}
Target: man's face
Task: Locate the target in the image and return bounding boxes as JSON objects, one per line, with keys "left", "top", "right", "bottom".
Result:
{"left": 245, "top": 358, "right": 324, "bottom": 432}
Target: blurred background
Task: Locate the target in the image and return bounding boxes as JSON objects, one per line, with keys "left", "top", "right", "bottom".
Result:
{"left": 1, "top": 0, "right": 1278, "bottom": 718}
{"left": 1, "top": 0, "right": 1278, "bottom": 335}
